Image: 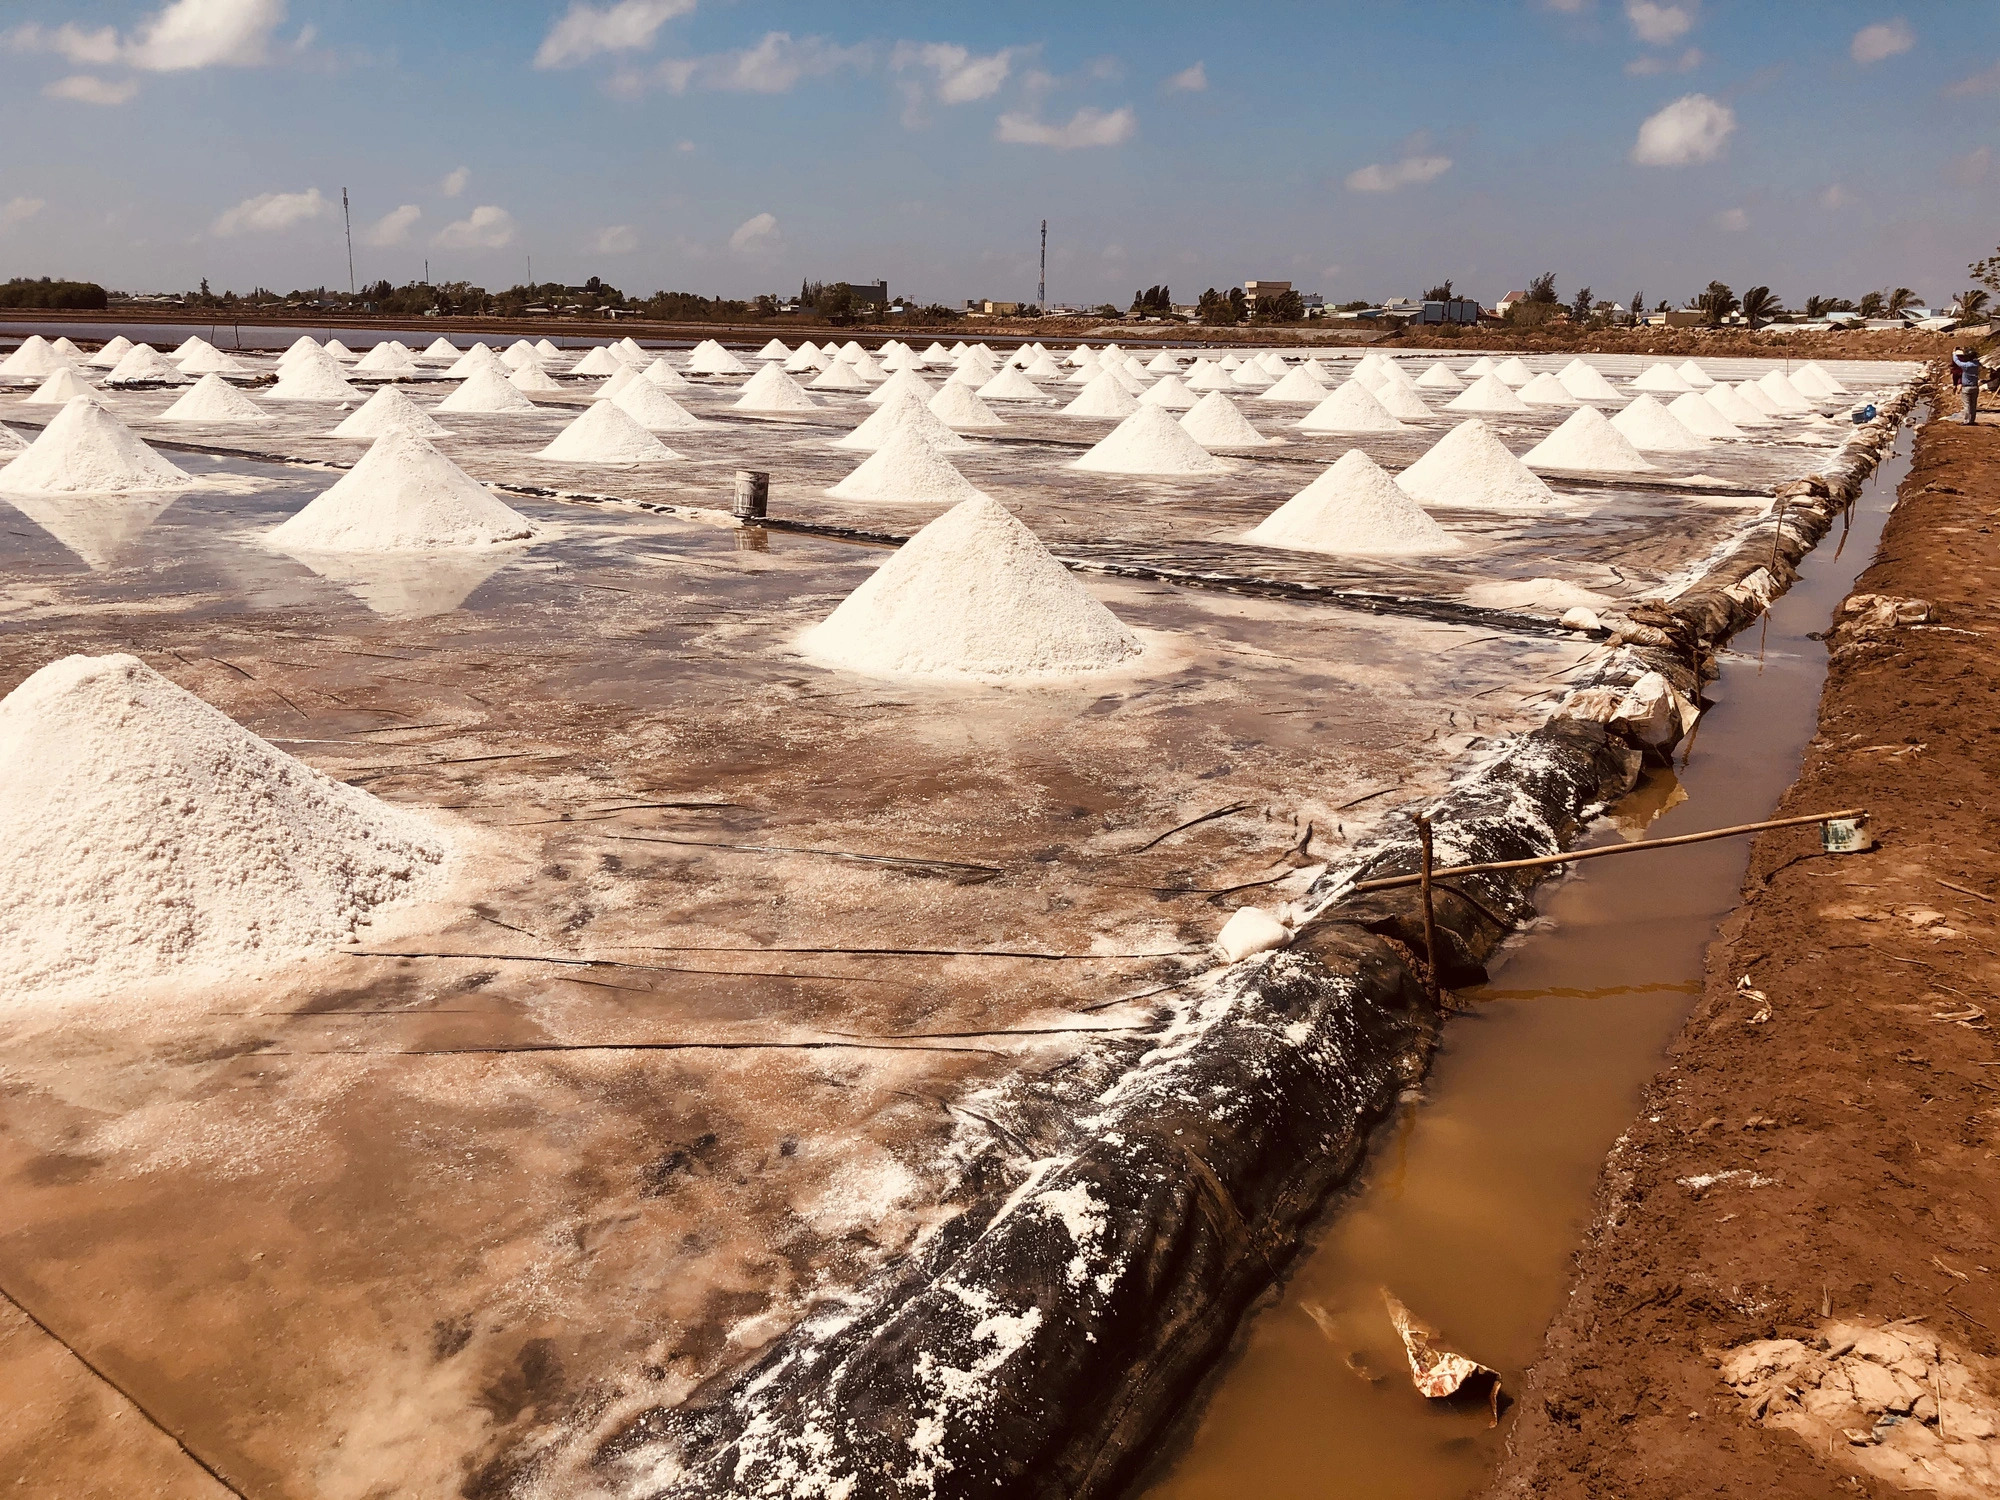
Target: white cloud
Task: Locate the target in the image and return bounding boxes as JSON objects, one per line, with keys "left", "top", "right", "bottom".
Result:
{"left": 8, "top": 0, "right": 285, "bottom": 71}
{"left": 1626, "top": 46, "right": 1703, "bottom": 75}
{"left": 676, "top": 139, "right": 695, "bottom": 152}
{"left": 632, "top": 31, "right": 868, "bottom": 94}
{"left": 211, "top": 186, "right": 328, "bottom": 236}
{"left": 534, "top": 0, "right": 694, "bottom": 69}
{"left": 3, "top": 22, "right": 120, "bottom": 65}
{"left": 728, "top": 212, "right": 781, "bottom": 256}
{"left": 1851, "top": 18, "right": 1914, "bottom": 65}
{"left": 1345, "top": 153, "right": 1453, "bottom": 192}
{"left": 1162, "top": 61, "right": 1206, "bottom": 92}
{"left": 1542, "top": 0, "right": 1592, "bottom": 11}
{"left": 1712, "top": 206, "right": 1749, "bottom": 231}
{"left": 593, "top": 224, "right": 638, "bottom": 254}
{"left": 1820, "top": 183, "right": 1855, "bottom": 209}
{"left": 441, "top": 166, "right": 470, "bottom": 198}
{"left": 995, "top": 105, "right": 1136, "bottom": 149}
{"left": 2, "top": 197, "right": 46, "bottom": 227}
{"left": 1626, "top": 0, "right": 1695, "bottom": 45}
{"left": 891, "top": 41, "right": 1018, "bottom": 104}
{"left": 1945, "top": 59, "right": 2000, "bottom": 97}
{"left": 1954, "top": 145, "right": 1992, "bottom": 186}
{"left": 45, "top": 73, "right": 139, "bottom": 104}
{"left": 433, "top": 205, "right": 517, "bottom": 251}
{"left": 361, "top": 204, "right": 421, "bottom": 247}
{"left": 1631, "top": 92, "right": 1735, "bottom": 165}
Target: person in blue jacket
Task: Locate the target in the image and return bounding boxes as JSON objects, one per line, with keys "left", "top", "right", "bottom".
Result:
{"left": 1952, "top": 347, "right": 1982, "bottom": 424}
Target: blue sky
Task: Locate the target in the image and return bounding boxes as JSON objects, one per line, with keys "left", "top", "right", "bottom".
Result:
{"left": 1, "top": 0, "right": 1996, "bottom": 310}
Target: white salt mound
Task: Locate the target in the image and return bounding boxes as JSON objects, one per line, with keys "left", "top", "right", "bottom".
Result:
{"left": 1415, "top": 362, "right": 1464, "bottom": 391}
{"left": 1183, "top": 358, "right": 1235, "bottom": 392}
{"left": 1231, "top": 363, "right": 1275, "bottom": 390}
{"left": 0, "top": 653, "right": 452, "bottom": 1001}
{"left": 323, "top": 340, "right": 357, "bottom": 362}
{"left": 277, "top": 335, "right": 321, "bottom": 367}
{"left": 690, "top": 344, "right": 751, "bottom": 376}
{"left": 615, "top": 379, "right": 707, "bottom": 430}
{"left": 866, "top": 368, "right": 935, "bottom": 408}
{"left": 1733, "top": 380, "right": 1784, "bottom": 416}
{"left": 25, "top": 368, "right": 96, "bottom": 405}
{"left": 1463, "top": 357, "right": 1498, "bottom": 378}
{"left": 1675, "top": 360, "right": 1716, "bottom": 389}
{"left": 1297, "top": 380, "right": 1406, "bottom": 433}
{"left": 175, "top": 341, "right": 249, "bottom": 376}
{"left": 929, "top": 381, "right": 1006, "bottom": 431}
{"left": 1516, "top": 372, "right": 1580, "bottom": 407}
{"left": 801, "top": 494, "right": 1140, "bottom": 680}
{"left": 811, "top": 360, "right": 870, "bottom": 392}
{"left": 1245, "top": 449, "right": 1459, "bottom": 557}
{"left": 1493, "top": 357, "right": 1536, "bottom": 386}
{"left": 267, "top": 350, "right": 358, "bottom": 401}
{"left": 1556, "top": 359, "right": 1624, "bottom": 403}
{"left": 1140, "top": 374, "right": 1198, "bottom": 410}
{"left": 0, "top": 423, "right": 27, "bottom": 451}
{"left": 105, "top": 344, "right": 190, "bottom": 387}
{"left": 1757, "top": 370, "right": 1814, "bottom": 412}
{"left": 1631, "top": 363, "right": 1693, "bottom": 394}
{"left": 756, "top": 338, "right": 791, "bottom": 361}
{"left": 1062, "top": 370, "right": 1140, "bottom": 419}
{"left": 643, "top": 358, "right": 691, "bottom": 391}
{"left": 501, "top": 340, "right": 537, "bottom": 369}
{"left": 1445, "top": 373, "right": 1531, "bottom": 414}
{"left": 1666, "top": 390, "right": 1743, "bottom": 439}
{"left": 1180, "top": 390, "right": 1274, "bottom": 447}
{"left": 1074, "top": 403, "right": 1230, "bottom": 475}
{"left": 827, "top": 424, "right": 986, "bottom": 504}
{"left": 1521, "top": 406, "right": 1656, "bottom": 473}
{"left": 537, "top": 401, "right": 682, "bottom": 463}
{"left": 1372, "top": 380, "right": 1435, "bottom": 422}
{"left": 734, "top": 363, "right": 820, "bottom": 413}
{"left": 570, "top": 346, "right": 625, "bottom": 377}
{"left": 1798, "top": 362, "right": 1848, "bottom": 396}
{"left": 354, "top": 344, "right": 419, "bottom": 377}
{"left": 333, "top": 386, "right": 448, "bottom": 440}
{"left": 1396, "top": 419, "right": 1557, "bottom": 510}
{"left": 1611, "top": 393, "right": 1709, "bottom": 452}
{"left": 508, "top": 360, "right": 563, "bottom": 394}
{"left": 0, "top": 397, "right": 192, "bottom": 493}
{"left": 436, "top": 365, "right": 538, "bottom": 414}
{"left": 269, "top": 433, "right": 537, "bottom": 551}
{"left": 446, "top": 344, "right": 503, "bottom": 379}
{"left": 422, "top": 337, "right": 461, "bottom": 362}
{"left": 835, "top": 390, "right": 971, "bottom": 453}
{"left": 0, "top": 336, "right": 62, "bottom": 380}
{"left": 1705, "top": 383, "right": 1774, "bottom": 428}
{"left": 594, "top": 365, "right": 639, "bottom": 400}
{"left": 87, "top": 335, "right": 134, "bottom": 369}
{"left": 1258, "top": 366, "right": 1331, "bottom": 403}
{"left": 160, "top": 373, "right": 273, "bottom": 424}
{"left": 976, "top": 366, "right": 1046, "bottom": 402}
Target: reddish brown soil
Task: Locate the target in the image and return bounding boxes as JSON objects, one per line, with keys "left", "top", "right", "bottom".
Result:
{"left": 1491, "top": 403, "right": 2000, "bottom": 1497}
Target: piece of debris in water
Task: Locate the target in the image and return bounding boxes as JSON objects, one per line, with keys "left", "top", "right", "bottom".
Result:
{"left": 1382, "top": 1288, "right": 1503, "bottom": 1423}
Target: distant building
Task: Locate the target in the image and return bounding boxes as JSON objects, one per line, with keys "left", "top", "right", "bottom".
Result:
{"left": 1242, "top": 279, "right": 1291, "bottom": 314}
{"left": 964, "top": 299, "right": 1025, "bottom": 316}
{"left": 1494, "top": 289, "right": 1529, "bottom": 317}
{"left": 848, "top": 281, "right": 889, "bottom": 307}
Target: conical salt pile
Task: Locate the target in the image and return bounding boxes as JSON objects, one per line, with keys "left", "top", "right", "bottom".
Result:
{"left": 436, "top": 365, "right": 538, "bottom": 414}
{"left": 1297, "top": 380, "right": 1407, "bottom": 433}
{"left": 1140, "top": 374, "right": 1198, "bottom": 410}
{"left": 1063, "top": 356, "right": 1102, "bottom": 387}
{"left": 879, "top": 345, "right": 921, "bottom": 371}
{"left": 1756, "top": 370, "right": 1814, "bottom": 413}
{"left": 1062, "top": 370, "right": 1141, "bottom": 419}
{"left": 1521, "top": 406, "right": 1656, "bottom": 473}
{"left": 828, "top": 424, "right": 986, "bottom": 504}
{"left": 270, "top": 433, "right": 536, "bottom": 550}
{"left": 1556, "top": 358, "right": 1623, "bottom": 403}
{"left": 921, "top": 341, "right": 952, "bottom": 364}
{"left": 638, "top": 358, "right": 689, "bottom": 391}
{"left": 105, "top": 344, "right": 192, "bottom": 387}
{"left": 1182, "top": 358, "right": 1236, "bottom": 392}
{"left": 49, "top": 338, "right": 83, "bottom": 362}
{"left": 810, "top": 360, "right": 870, "bottom": 392}
{"left": 1517, "top": 372, "right": 1580, "bottom": 407}
{"left": 615, "top": 338, "right": 648, "bottom": 362}
{"left": 446, "top": 343, "right": 503, "bottom": 378}
{"left": 929, "top": 381, "right": 1006, "bottom": 431}
{"left": 1230, "top": 362, "right": 1275, "bottom": 390}
{"left": 537, "top": 401, "right": 682, "bottom": 463}
{"left": 1796, "top": 362, "right": 1848, "bottom": 396}
{"left": 689, "top": 343, "right": 751, "bottom": 376}
{"left": 866, "top": 368, "right": 935, "bottom": 408}
{"left": 0, "top": 397, "right": 192, "bottom": 493}
{"left": 1074, "top": 403, "right": 1230, "bottom": 475}
{"left": 1493, "top": 357, "right": 1536, "bottom": 386}
{"left": 533, "top": 339, "right": 560, "bottom": 362}
{"left": 1372, "top": 381, "right": 1435, "bottom": 422}
{"left": 277, "top": 335, "right": 322, "bottom": 367}
{"left": 976, "top": 366, "right": 1046, "bottom": 402}
{"left": 733, "top": 363, "right": 820, "bottom": 414}
{"left": 175, "top": 339, "right": 249, "bottom": 376}
{"left": 570, "top": 346, "right": 625, "bottom": 377}
{"left": 25, "top": 367, "right": 97, "bottom": 405}
{"left": 1245, "top": 449, "right": 1460, "bottom": 557}
{"left": 355, "top": 344, "right": 421, "bottom": 378}
{"left": 0, "top": 336, "right": 63, "bottom": 381}
{"left": 501, "top": 340, "right": 538, "bottom": 369}
{"left": 594, "top": 365, "right": 640, "bottom": 400}
{"left": 784, "top": 344, "right": 828, "bottom": 373}
{"left": 1666, "top": 391, "right": 1743, "bottom": 439}
{"left": 268, "top": 349, "right": 359, "bottom": 401}
{"left": 87, "top": 336, "right": 135, "bottom": 369}
{"left": 0, "top": 424, "right": 24, "bottom": 451}
{"left": 323, "top": 339, "right": 358, "bottom": 362}
{"left": 1067, "top": 344, "right": 1095, "bottom": 367}
{"left": 0, "top": 652, "right": 453, "bottom": 999}
{"left": 1181, "top": 390, "right": 1274, "bottom": 447}
{"left": 802, "top": 494, "right": 1140, "bottom": 680}
{"left": 1463, "top": 356, "right": 1498, "bottom": 377}
{"left": 422, "top": 337, "right": 461, "bottom": 362}
{"left": 1611, "top": 393, "right": 1708, "bottom": 452}
{"left": 1396, "top": 419, "right": 1556, "bottom": 510}
{"left": 1733, "top": 380, "right": 1784, "bottom": 416}
{"left": 1630, "top": 363, "right": 1692, "bottom": 394}
{"left": 1675, "top": 360, "right": 1716, "bottom": 389}
{"left": 1445, "top": 372, "right": 1531, "bottom": 414}
{"left": 1217, "top": 354, "right": 1242, "bottom": 371}
{"left": 1704, "top": 384, "right": 1773, "bottom": 428}
{"left": 835, "top": 388, "right": 971, "bottom": 452}
{"left": 1022, "top": 351, "right": 1065, "bottom": 380}
{"left": 617, "top": 379, "right": 708, "bottom": 430}
{"left": 1415, "top": 362, "right": 1464, "bottom": 391}
{"left": 1299, "top": 358, "right": 1335, "bottom": 386}
{"left": 333, "top": 386, "right": 448, "bottom": 441}
{"left": 508, "top": 360, "right": 563, "bottom": 394}
{"left": 756, "top": 338, "right": 791, "bottom": 361}
{"left": 1145, "top": 351, "right": 1182, "bottom": 373}
{"left": 160, "top": 373, "right": 273, "bottom": 424}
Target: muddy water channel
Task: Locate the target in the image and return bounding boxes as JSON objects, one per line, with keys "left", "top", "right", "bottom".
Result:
{"left": 1142, "top": 424, "right": 1916, "bottom": 1500}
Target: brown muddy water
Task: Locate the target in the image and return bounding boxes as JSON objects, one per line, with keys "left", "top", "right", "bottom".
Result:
{"left": 1141, "top": 421, "right": 1916, "bottom": 1500}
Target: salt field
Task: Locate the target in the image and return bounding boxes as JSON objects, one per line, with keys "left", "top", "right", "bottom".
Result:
{"left": 0, "top": 330, "right": 1923, "bottom": 1495}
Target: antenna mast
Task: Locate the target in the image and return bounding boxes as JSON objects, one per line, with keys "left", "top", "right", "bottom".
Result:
{"left": 342, "top": 188, "right": 355, "bottom": 293}
{"left": 1038, "top": 219, "right": 1047, "bottom": 312}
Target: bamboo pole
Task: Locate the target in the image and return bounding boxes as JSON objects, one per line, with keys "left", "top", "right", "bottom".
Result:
{"left": 1348, "top": 808, "right": 1867, "bottom": 895}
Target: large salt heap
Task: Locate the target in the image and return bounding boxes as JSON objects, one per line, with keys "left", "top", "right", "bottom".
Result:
{"left": 25, "top": 367, "right": 97, "bottom": 405}
{"left": 537, "top": 402, "right": 682, "bottom": 463}
{"left": 929, "top": 381, "right": 1006, "bottom": 431}
{"left": 835, "top": 389, "right": 970, "bottom": 452}
{"left": 1675, "top": 360, "right": 1716, "bottom": 389}
{"left": 976, "top": 366, "right": 1045, "bottom": 402}
{"left": 1415, "top": 362, "right": 1464, "bottom": 392}
{"left": 570, "top": 346, "right": 625, "bottom": 377}
{"left": 0, "top": 397, "right": 193, "bottom": 493}
{"left": 615, "top": 379, "right": 708, "bottom": 430}
{"left": 1062, "top": 370, "right": 1140, "bottom": 418}
{"left": 1611, "top": 393, "right": 1708, "bottom": 452}
{"left": 1245, "top": 449, "right": 1459, "bottom": 557}
{"left": 1139, "top": 374, "right": 1198, "bottom": 410}
{"left": 801, "top": 495, "right": 1141, "bottom": 680}
{"left": 1396, "top": 418, "right": 1557, "bottom": 510}
{"left": 1180, "top": 390, "right": 1275, "bottom": 447}
{"left": 445, "top": 343, "right": 503, "bottom": 379}
{"left": 0, "top": 653, "right": 452, "bottom": 1000}
{"left": 1445, "top": 372, "right": 1532, "bottom": 414}
{"left": 269, "top": 433, "right": 537, "bottom": 550}
{"left": 1074, "top": 403, "right": 1230, "bottom": 475}
{"left": 1516, "top": 372, "right": 1580, "bottom": 407}
{"left": 421, "top": 336, "right": 462, "bottom": 363}
{"left": 333, "top": 386, "right": 449, "bottom": 440}
{"left": 810, "top": 360, "right": 870, "bottom": 392}
{"left": 866, "top": 368, "right": 935, "bottom": 408}
{"left": 1756, "top": 370, "right": 1815, "bottom": 413}
{"left": 1797, "top": 361, "right": 1848, "bottom": 396}
{"left": 1556, "top": 358, "right": 1624, "bottom": 403}
{"left": 508, "top": 360, "right": 563, "bottom": 394}
{"left": 1297, "top": 380, "right": 1407, "bottom": 433}
{"left": 734, "top": 363, "right": 821, "bottom": 414}
{"left": 1493, "top": 357, "right": 1536, "bottom": 386}
{"left": 1258, "top": 365, "right": 1331, "bottom": 403}
{"left": 689, "top": 342, "right": 751, "bottom": 376}
{"left": 1666, "top": 390, "right": 1744, "bottom": 439}
{"left": 159, "top": 373, "right": 274, "bottom": 424}
{"left": 1704, "top": 383, "right": 1774, "bottom": 428}
{"left": 827, "top": 425, "right": 986, "bottom": 504}
{"left": 1521, "top": 405, "right": 1656, "bottom": 473}
{"left": 0, "top": 335, "right": 64, "bottom": 381}
{"left": 436, "top": 365, "right": 538, "bottom": 414}
{"left": 104, "top": 344, "right": 192, "bottom": 388}
{"left": 267, "top": 348, "right": 359, "bottom": 401}
{"left": 86, "top": 335, "right": 134, "bottom": 370}
{"left": 174, "top": 338, "right": 250, "bottom": 376}
{"left": 1631, "top": 363, "right": 1693, "bottom": 393}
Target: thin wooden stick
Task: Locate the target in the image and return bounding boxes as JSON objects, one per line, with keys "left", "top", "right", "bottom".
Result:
{"left": 1416, "top": 813, "right": 1442, "bottom": 1010}
{"left": 1349, "top": 808, "right": 1867, "bottom": 894}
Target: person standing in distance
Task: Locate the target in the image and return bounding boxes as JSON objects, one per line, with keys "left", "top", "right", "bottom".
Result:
{"left": 1952, "top": 346, "right": 1982, "bottom": 424}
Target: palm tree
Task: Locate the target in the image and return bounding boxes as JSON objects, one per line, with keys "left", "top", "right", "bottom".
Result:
{"left": 1688, "top": 280, "right": 1739, "bottom": 325}
{"left": 1740, "top": 285, "right": 1785, "bottom": 328}
{"left": 1956, "top": 288, "right": 1991, "bottom": 316}
{"left": 1857, "top": 290, "right": 1886, "bottom": 318}
{"left": 1886, "top": 287, "right": 1921, "bottom": 314}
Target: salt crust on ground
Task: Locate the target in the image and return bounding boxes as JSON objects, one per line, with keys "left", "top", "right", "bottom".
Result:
{"left": 436, "top": 365, "right": 538, "bottom": 415}
{"left": 268, "top": 433, "right": 538, "bottom": 551}
{"left": 826, "top": 425, "right": 986, "bottom": 504}
{"left": 1073, "top": 403, "right": 1230, "bottom": 475}
{"left": 733, "top": 364, "right": 820, "bottom": 413}
{"left": 1611, "top": 393, "right": 1709, "bottom": 452}
{"left": 1521, "top": 405, "right": 1656, "bottom": 473}
{"left": 1396, "top": 418, "right": 1558, "bottom": 510}
{"left": 160, "top": 373, "right": 274, "bottom": 424}
{"left": 928, "top": 381, "right": 1006, "bottom": 430}
{"left": 835, "top": 390, "right": 971, "bottom": 453}
{"left": 1445, "top": 372, "right": 1531, "bottom": 414}
{"left": 1244, "top": 449, "right": 1459, "bottom": 557}
{"left": 1298, "top": 381, "right": 1406, "bottom": 433}
{"left": 1180, "top": 390, "right": 1274, "bottom": 447}
{"left": 0, "top": 397, "right": 193, "bottom": 493}
{"left": 332, "top": 386, "right": 447, "bottom": 440}
{"left": 538, "top": 402, "right": 682, "bottom": 463}
{"left": 801, "top": 494, "right": 1141, "bottom": 680}
{"left": 0, "top": 653, "right": 452, "bottom": 1004}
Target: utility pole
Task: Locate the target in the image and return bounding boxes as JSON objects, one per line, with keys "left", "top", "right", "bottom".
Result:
{"left": 424, "top": 258, "right": 429, "bottom": 286}
{"left": 1038, "top": 219, "right": 1047, "bottom": 312}
{"left": 341, "top": 188, "right": 355, "bottom": 293}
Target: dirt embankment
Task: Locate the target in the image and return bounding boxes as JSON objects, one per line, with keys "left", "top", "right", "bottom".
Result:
{"left": 1385, "top": 325, "right": 1953, "bottom": 360}
{"left": 1492, "top": 397, "right": 2000, "bottom": 1498}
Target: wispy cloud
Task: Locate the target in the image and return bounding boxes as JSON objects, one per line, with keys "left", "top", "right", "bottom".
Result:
{"left": 361, "top": 204, "right": 421, "bottom": 247}
{"left": 891, "top": 41, "right": 1018, "bottom": 103}
{"left": 433, "top": 205, "right": 516, "bottom": 251}
{"left": 1712, "top": 206, "right": 1748, "bottom": 231}
{"left": 1945, "top": 59, "right": 2000, "bottom": 97}
{"left": 211, "top": 186, "right": 328, "bottom": 236}
{"left": 9, "top": 0, "right": 290, "bottom": 72}
{"left": 1954, "top": 145, "right": 1991, "bottom": 186}
{"left": 534, "top": 0, "right": 694, "bottom": 69}
{"left": 619, "top": 31, "right": 869, "bottom": 95}
{"left": 1345, "top": 147, "right": 1452, "bottom": 192}
{"left": 593, "top": 224, "right": 638, "bottom": 254}
{"left": 2, "top": 197, "right": 46, "bottom": 228}
{"left": 1631, "top": 92, "right": 1734, "bottom": 165}
{"left": 1851, "top": 18, "right": 1914, "bottom": 65}
{"left": 45, "top": 73, "right": 139, "bottom": 104}
{"left": 441, "top": 165, "right": 470, "bottom": 198}
{"left": 728, "top": 212, "right": 781, "bottom": 256}
{"left": 1162, "top": 61, "right": 1206, "bottom": 92}
{"left": 1626, "top": 46, "right": 1702, "bottom": 75}
{"left": 995, "top": 105, "right": 1135, "bottom": 149}
{"left": 1626, "top": 0, "right": 1696, "bottom": 45}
